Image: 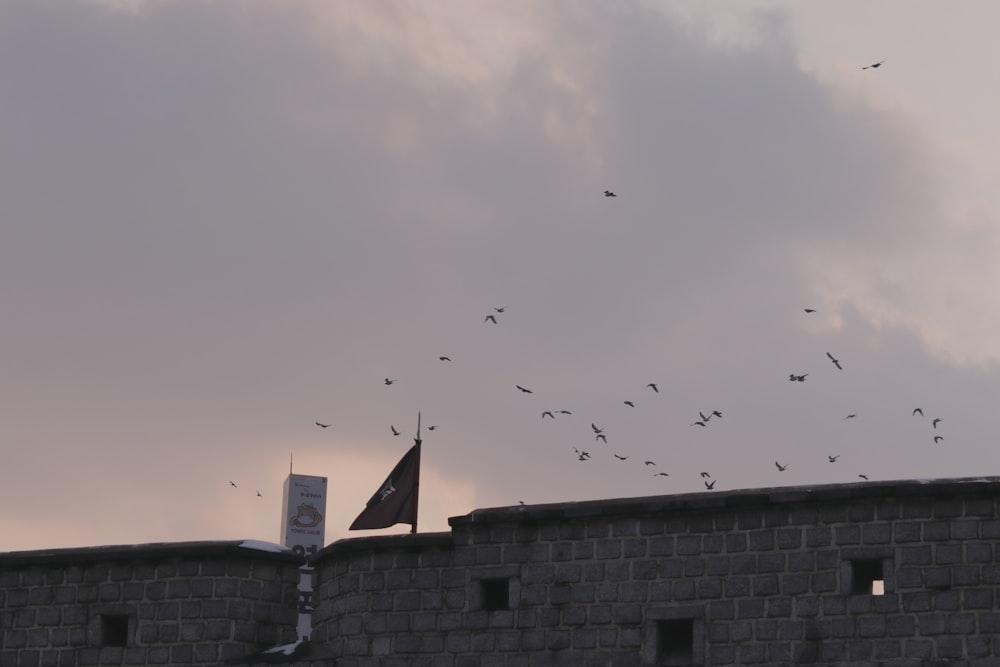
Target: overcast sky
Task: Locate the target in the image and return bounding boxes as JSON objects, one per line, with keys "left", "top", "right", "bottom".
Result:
{"left": 4, "top": 0, "right": 1000, "bottom": 552}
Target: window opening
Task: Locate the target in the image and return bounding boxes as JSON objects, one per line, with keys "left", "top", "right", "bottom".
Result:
{"left": 481, "top": 578, "right": 510, "bottom": 611}
{"left": 100, "top": 614, "right": 129, "bottom": 647}
{"left": 657, "top": 618, "right": 694, "bottom": 665}
{"left": 851, "top": 558, "right": 885, "bottom": 595}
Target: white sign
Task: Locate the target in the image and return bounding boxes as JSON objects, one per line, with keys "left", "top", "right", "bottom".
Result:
{"left": 280, "top": 473, "right": 327, "bottom": 558}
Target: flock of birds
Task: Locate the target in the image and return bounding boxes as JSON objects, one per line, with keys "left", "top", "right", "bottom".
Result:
{"left": 312, "top": 289, "right": 948, "bottom": 500}
{"left": 299, "top": 57, "right": 952, "bottom": 502}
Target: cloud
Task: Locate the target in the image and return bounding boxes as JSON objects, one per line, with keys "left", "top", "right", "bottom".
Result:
{"left": 1, "top": 0, "right": 999, "bottom": 550}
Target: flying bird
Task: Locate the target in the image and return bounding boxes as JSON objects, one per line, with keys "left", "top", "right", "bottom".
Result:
{"left": 804, "top": 308, "right": 816, "bottom": 313}
{"left": 229, "top": 481, "right": 237, "bottom": 488}
{"left": 624, "top": 401, "right": 635, "bottom": 408}
{"left": 932, "top": 418, "right": 943, "bottom": 429}
{"left": 789, "top": 374, "right": 808, "bottom": 382}
{"left": 828, "top": 455, "right": 840, "bottom": 463}
{"left": 604, "top": 190, "right": 617, "bottom": 197}
{"left": 558, "top": 410, "right": 572, "bottom": 415}
{"left": 655, "top": 472, "right": 669, "bottom": 477}
{"left": 826, "top": 352, "right": 842, "bottom": 370}
{"left": 578, "top": 450, "right": 591, "bottom": 460}
{"left": 516, "top": 385, "right": 533, "bottom": 393}
{"left": 858, "top": 474, "right": 870, "bottom": 480}
{"left": 913, "top": 408, "right": 924, "bottom": 417}
{"left": 691, "top": 421, "right": 706, "bottom": 427}
{"left": 711, "top": 411, "right": 723, "bottom": 419}
{"left": 427, "top": 425, "right": 438, "bottom": 431}
{"left": 934, "top": 436, "right": 944, "bottom": 443}
{"left": 391, "top": 425, "right": 400, "bottom": 436}
{"left": 592, "top": 424, "right": 604, "bottom": 434}
{"left": 844, "top": 414, "right": 857, "bottom": 420}
{"left": 704, "top": 480, "right": 716, "bottom": 490}
{"left": 256, "top": 491, "right": 262, "bottom": 497}
{"left": 439, "top": 356, "right": 451, "bottom": 361}
{"left": 596, "top": 434, "right": 607, "bottom": 443}
{"left": 699, "top": 411, "right": 710, "bottom": 422}
{"left": 614, "top": 454, "right": 628, "bottom": 461}
{"left": 494, "top": 307, "right": 505, "bottom": 313}
{"left": 484, "top": 314, "right": 497, "bottom": 324}
{"left": 775, "top": 461, "right": 788, "bottom": 471}
{"left": 644, "top": 461, "right": 656, "bottom": 466}
{"left": 646, "top": 383, "right": 658, "bottom": 393}
{"left": 862, "top": 59, "right": 886, "bottom": 70}
{"left": 384, "top": 378, "right": 396, "bottom": 385}
{"left": 700, "top": 472, "right": 711, "bottom": 478}
{"left": 542, "top": 411, "right": 555, "bottom": 419}
{"left": 315, "top": 422, "right": 330, "bottom": 428}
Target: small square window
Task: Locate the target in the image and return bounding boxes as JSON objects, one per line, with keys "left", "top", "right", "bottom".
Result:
{"left": 851, "top": 558, "right": 885, "bottom": 595}
{"left": 657, "top": 618, "right": 694, "bottom": 665}
{"left": 480, "top": 578, "right": 510, "bottom": 611}
{"left": 100, "top": 614, "right": 129, "bottom": 647}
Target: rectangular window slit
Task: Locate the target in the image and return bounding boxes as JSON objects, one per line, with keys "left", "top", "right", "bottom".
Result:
{"left": 100, "top": 614, "right": 129, "bottom": 647}
{"left": 851, "top": 558, "right": 885, "bottom": 595}
{"left": 480, "top": 578, "right": 510, "bottom": 611}
{"left": 656, "top": 618, "right": 694, "bottom": 666}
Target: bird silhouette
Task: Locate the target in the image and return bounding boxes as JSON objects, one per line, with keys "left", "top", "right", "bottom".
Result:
{"left": 596, "top": 434, "right": 607, "bottom": 443}
{"left": 439, "top": 356, "right": 452, "bottom": 361}
{"left": 644, "top": 460, "right": 656, "bottom": 466}
{"left": 624, "top": 401, "right": 635, "bottom": 408}
{"left": 558, "top": 410, "right": 572, "bottom": 415}
{"left": 789, "top": 374, "right": 808, "bottom": 382}
{"left": 484, "top": 315, "right": 497, "bottom": 324}
{"left": 934, "top": 436, "right": 944, "bottom": 443}
{"left": 315, "top": 422, "right": 330, "bottom": 428}
{"left": 775, "top": 462, "right": 788, "bottom": 471}
{"left": 704, "top": 480, "right": 716, "bottom": 490}
{"left": 592, "top": 423, "right": 603, "bottom": 434}
{"left": 384, "top": 378, "right": 396, "bottom": 385}
{"left": 229, "top": 481, "right": 237, "bottom": 488}
{"left": 913, "top": 408, "right": 924, "bottom": 416}
{"left": 932, "top": 418, "right": 942, "bottom": 429}
{"left": 542, "top": 411, "right": 555, "bottom": 419}
{"left": 826, "top": 352, "right": 842, "bottom": 370}
{"left": 711, "top": 410, "right": 723, "bottom": 419}
{"left": 804, "top": 308, "right": 816, "bottom": 313}
{"left": 494, "top": 307, "right": 505, "bottom": 313}
{"left": 646, "top": 383, "right": 658, "bottom": 393}
{"left": 691, "top": 421, "right": 706, "bottom": 427}
{"left": 427, "top": 425, "right": 437, "bottom": 431}
{"left": 516, "top": 385, "right": 533, "bottom": 393}
{"left": 614, "top": 454, "right": 628, "bottom": 461}
{"left": 256, "top": 491, "right": 262, "bottom": 497}
{"left": 862, "top": 59, "right": 886, "bottom": 70}
{"left": 604, "top": 190, "right": 617, "bottom": 197}
{"left": 655, "top": 472, "right": 669, "bottom": 477}
{"left": 579, "top": 450, "right": 591, "bottom": 460}
{"left": 844, "top": 414, "right": 857, "bottom": 420}
{"left": 391, "top": 425, "right": 400, "bottom": 436}
{"left": 699, "top": 411, "right": 710, "bottom": 422}
{"left": 828, "top": 455, "right": 840, "bottom": 463}
{"left": 700, "top": 472, "right": 711, "bottom": 478}
{"left": 858, "top": 474, "right": 870, "bottom": 480}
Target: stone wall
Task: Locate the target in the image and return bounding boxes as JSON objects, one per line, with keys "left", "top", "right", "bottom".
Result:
{"left": 311, "top": 477, "right": 1000, "bottom": 666}
{"left": 0, "top": 541, "right": 303, "bottom": 666}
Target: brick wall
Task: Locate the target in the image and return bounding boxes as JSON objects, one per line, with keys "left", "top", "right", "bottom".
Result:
{"left": 0, "top": 541, "right": 303, "bottom": 666}
{"left": 311, "top": 477, "right": 1000, "bottom": 666}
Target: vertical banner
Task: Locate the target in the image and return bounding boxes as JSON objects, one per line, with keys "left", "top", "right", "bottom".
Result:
{"left": 280, "top": 473, "right": 328, "bottom": 558}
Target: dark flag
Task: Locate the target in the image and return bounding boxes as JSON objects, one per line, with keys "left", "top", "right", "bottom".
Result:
{"left": 349, "top": 441, "right": 421, "bottom": 531}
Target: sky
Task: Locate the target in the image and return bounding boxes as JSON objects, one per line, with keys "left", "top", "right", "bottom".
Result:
{"left": 3, "top": 0, "right": 1000, "bottom": 552}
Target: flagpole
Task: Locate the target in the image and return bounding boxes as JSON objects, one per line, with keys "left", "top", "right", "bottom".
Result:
{"left": 411, "top": 412, "right": 422, "bottom": 534}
